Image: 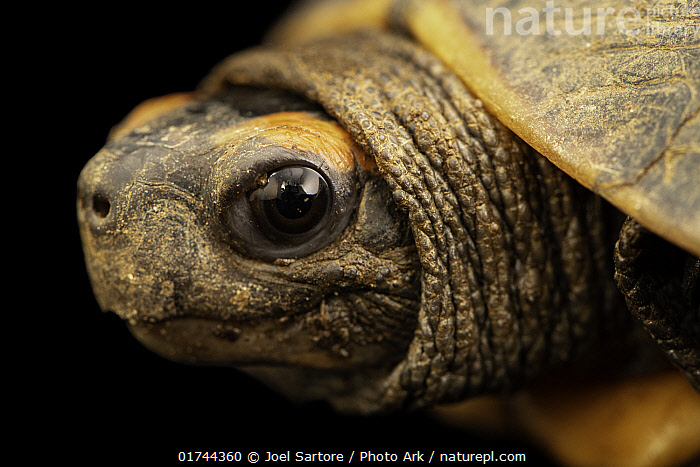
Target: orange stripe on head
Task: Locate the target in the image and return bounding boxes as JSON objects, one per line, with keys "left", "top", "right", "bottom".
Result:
{"left": 214, "top": 112, "right": 375, "bottom": 173}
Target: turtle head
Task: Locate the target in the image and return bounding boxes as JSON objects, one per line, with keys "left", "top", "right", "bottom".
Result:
{"left": 77, "top": 87, "right": 420, "bottom": 412}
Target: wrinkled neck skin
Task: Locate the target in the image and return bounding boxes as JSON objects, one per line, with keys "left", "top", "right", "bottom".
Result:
{"left": 201, "top": 30, "right": 624, "bottom": 411}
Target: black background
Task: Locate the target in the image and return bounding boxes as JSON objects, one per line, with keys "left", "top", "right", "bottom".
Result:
{"left": 43, "top": 1, "right": 555, "bottom": 464}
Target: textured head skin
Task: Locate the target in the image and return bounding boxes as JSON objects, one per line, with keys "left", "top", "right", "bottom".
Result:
{"left": 78, "top": 87, "right": 422, "bottom": 411}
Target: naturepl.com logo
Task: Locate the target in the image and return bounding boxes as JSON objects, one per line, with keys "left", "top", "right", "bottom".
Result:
{"left": 485, "top": 1, "right": 700, "bottom": 38}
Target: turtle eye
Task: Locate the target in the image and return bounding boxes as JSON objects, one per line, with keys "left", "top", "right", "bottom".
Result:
{"left": 215, "top": 112, "right": 363, "bottom": 261}
{"left": 223, "top": 154, "right": 357, "bottom": 262}
{"left": 250, "top": 166, "right": 331, "bottom": 237}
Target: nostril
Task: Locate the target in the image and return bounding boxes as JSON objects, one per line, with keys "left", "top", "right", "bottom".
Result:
{"left": 92, "top": 193, "right": 111, "bottom": 218}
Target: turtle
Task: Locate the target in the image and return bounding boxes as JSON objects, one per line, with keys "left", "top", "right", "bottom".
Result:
{"left": 77, "top": 0, "right": 700, "bottom": 465}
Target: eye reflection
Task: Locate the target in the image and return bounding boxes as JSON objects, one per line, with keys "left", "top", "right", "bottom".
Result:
{"left": 250, "top": 166, "right": 330, "bottom": 236}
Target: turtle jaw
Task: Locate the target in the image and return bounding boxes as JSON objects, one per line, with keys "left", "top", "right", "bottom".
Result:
{"left": 129, "top": 316, "right": 397, "bottom": 413}
{"left": 125, "top": 316, "right": 397, "bottom": 370}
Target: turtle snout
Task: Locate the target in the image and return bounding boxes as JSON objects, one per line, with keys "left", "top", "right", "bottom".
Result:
{"left": 76, "top": 145, "right": 209, "bottom": 323}
{"left": 77, "top": 147, "right": 136, "bottom": 232}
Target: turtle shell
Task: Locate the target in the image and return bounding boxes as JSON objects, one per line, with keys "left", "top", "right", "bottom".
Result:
{"left": 268, "top": 0, "right": 700, "bottom": 257}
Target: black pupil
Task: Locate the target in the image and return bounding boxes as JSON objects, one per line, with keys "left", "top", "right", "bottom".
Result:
{"left": 253, "top": 166, "right": 330, "bottom": 235}
{"left": 276, "top": 178, "right": 316, "bottom": 219}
